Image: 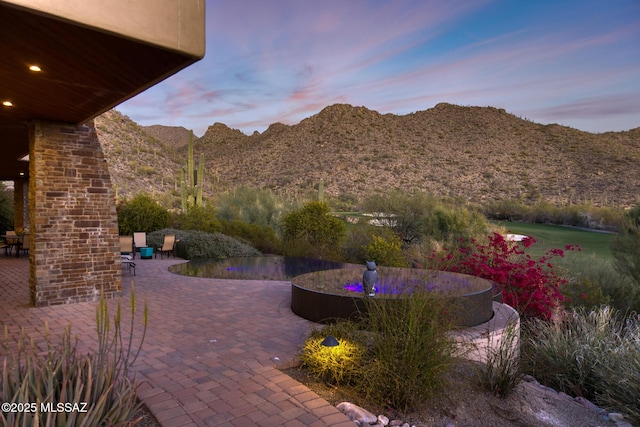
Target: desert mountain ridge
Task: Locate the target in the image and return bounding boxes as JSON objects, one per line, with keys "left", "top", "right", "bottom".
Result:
{"left": 94, "top": 103, "right": 640, "bottom": 208}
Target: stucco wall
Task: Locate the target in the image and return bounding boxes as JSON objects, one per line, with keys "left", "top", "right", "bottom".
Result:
{"left": 3, "top": 0, "right": 205, "bottom": 58}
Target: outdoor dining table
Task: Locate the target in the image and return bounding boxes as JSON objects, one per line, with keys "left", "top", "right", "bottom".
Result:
{"left": 1, "top": 234, "right": 24, "bottom": 258}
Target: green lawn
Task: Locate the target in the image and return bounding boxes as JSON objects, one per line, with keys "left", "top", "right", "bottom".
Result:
{"left": 494, "top": 222, "right": 615, "bottom": 260}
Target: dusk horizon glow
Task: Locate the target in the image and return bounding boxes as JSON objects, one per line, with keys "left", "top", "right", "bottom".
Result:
{"left": 118, "top": 0, "right": 640, "bottom": 137}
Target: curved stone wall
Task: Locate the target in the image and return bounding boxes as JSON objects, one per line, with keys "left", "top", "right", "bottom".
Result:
{"left": 291, "top": 268, "right": 497, "bottom": 327}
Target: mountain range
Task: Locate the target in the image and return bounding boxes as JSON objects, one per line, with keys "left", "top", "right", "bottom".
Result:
{"left": 94, "top": 103, "right": 640, "bottom": 208}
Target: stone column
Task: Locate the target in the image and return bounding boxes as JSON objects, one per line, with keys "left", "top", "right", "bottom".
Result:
{"left": 28, "top": 119, "right": 121, "bottom": 306}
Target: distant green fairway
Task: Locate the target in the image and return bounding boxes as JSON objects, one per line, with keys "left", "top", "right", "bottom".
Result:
{"left": 494, "top": 222, "right": 615, "bottom": 260}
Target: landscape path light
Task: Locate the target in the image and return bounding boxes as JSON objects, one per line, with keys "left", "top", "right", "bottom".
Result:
{"left": 320, "top": 335, "right": 339, "bottom": 347}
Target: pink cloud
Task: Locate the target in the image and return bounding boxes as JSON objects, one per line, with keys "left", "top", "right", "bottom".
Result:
{"left": 530, "top": 94, "right": 640, "bottom": 120}
{"left": 118, "top": 0, "right": 640, "bottom": 134}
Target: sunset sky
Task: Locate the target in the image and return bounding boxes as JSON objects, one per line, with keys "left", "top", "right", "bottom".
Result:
{"left": 118, "top": 0, "right": 640, "bottom": 136}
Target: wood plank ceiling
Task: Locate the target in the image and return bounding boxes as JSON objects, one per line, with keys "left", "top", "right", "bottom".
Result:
{"left": 0, "top": 3, "right": 200, "bottom": 180}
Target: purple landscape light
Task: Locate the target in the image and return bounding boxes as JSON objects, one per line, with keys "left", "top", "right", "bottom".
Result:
{"left": 343, "top": 279, "right": 439, "bottom": 295}
{"left": 343, "top": 282, "right": 363, "bottom": 292}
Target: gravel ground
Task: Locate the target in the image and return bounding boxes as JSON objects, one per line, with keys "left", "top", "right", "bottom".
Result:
{"left": 285, "top": 362, "right": 625, "bottom": 427}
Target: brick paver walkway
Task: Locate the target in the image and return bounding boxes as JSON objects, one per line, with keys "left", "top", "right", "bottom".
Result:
{"left": 0, "top": 256, "right": 354, "bottom": 427}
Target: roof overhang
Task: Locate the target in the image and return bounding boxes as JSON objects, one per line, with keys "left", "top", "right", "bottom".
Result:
{"left": 0, "top": 0, "right": 205, "bottom": 180}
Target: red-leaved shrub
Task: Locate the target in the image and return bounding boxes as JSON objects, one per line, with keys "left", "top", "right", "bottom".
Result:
{"left": 431, "top": 233, "right": 580, "bottom": 320}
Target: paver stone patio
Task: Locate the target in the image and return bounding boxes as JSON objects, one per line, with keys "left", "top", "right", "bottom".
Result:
{"left": 0, "top": 256, "right": 354, "bottom": 427}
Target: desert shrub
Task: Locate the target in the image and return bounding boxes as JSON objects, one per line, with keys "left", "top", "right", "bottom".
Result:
{"left": 0, "top": 182, "right": 13, "bottom": 233}
{"left": 175, "top": 230, "right": 261, "bottom": 260}
{"left": 174, "top": 204, "right": 221, "bottom": 234}
{"left": 281, "top": 201, "right": 347, "bottom": 259}
{"left": 1, "top": 288, "right": 147, "bottom": 426}
{"left": 554, "top": 255, "right": 636, "bottom": 310}
{"left": 154, "top": 188, "right": 183, "bottom": 211}
{"left": 362, "top": 190, "right": 487, "bottom": 244}
{"left": 522, "top": 306, "right": 639, "bottom": 417}
{"left": 609, "top": 204, "right": 640, "bottom": 312}
{"left": 524, "top": 201, "right": 563, "bottom": 224}
{"left": 554, "top": 254, "right": 616, "bottom": 310}
{"left": 117, "top": 193, "right": 171, "bottom": 235}
{"left": 428, "top": 205, "right": 487, "bottom": 241}
{"left": 361, "top": 290, "right": 457, "bottom": 412}
{"left": 299, "top": 321, "right": 367, "bottom": 385}
{"left": 483, "top": 199, "right": 625, "bottom": 230}
{"left": 482, "top": 199, "right": 528, "bottom": 222}
{"left": 146, "top": 228, "right": 192, "bottom": 249}
{"left": 592, "top": 205, "right": 625, "bottom": 229}
{"left": 138, "top": 165, "right": 156, "bottom": 175}
{"left": 219, "top": 219, "right": 280, "bottom": 254}
{"left": 328, "top": 192, "right": 359, "bottom": 212}
{"left": 560, "top": 276, "right": 611, "bottom": 310}
{"left": 612, "top": 203, "right": 640, "bottom": 281}
{"left": 215, "top": 186, "right": 291, "bottom": 229}
{"left": 361, "top": 190, "right": 438, "bottom": 244}
{"left": 342, "top": 223, "right": 377, "bottom": 264}
{"left": 361, "top": 232, "right": 407, "bottom": 267}
{"left": 603, "top": 274, "right": 640, "bottom": 313}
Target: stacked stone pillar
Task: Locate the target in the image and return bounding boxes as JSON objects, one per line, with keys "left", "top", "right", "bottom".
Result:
{"left": 28, "top": 119, "right": 121, "bottom": 306}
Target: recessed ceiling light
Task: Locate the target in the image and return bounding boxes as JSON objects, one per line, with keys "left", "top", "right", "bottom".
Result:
{"left": 2, "top": 101, "right": 13, "bottom": 107}
{"left": 29, "top": 65, "right": 42, "bottom": 72}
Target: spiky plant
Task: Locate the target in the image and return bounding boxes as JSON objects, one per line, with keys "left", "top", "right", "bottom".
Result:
{"left": 1, "top": 284, "right": 148, "bottom": 426}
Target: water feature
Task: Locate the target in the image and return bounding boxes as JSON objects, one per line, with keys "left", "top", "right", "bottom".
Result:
{"left": 170, "top": 256, "right": 515, "bottom": 364}
{"left": 291, "top": 267, "right": 499, "bottom": 326}
{"left": 169, "top": 256, "right": 499, "bottom": 327}
{"left": 168, "top": 256, "right": 360, "bottom": 280}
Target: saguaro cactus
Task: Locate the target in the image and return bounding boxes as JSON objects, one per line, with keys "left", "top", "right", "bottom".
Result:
{"left": 180, "top": 131, "right": 205, "bottom": 210}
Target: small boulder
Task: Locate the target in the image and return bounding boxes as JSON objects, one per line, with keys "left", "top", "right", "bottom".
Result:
{"left": 336, "top": 402, "right": 378, "bottom": 425}
{"left": 574, "top": 396, "right": 599, "bottom": 412}
{"left": 377, "top": 414, "right": 389, "bottom": 426}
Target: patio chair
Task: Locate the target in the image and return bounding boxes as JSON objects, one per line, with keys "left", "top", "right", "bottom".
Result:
{"left": 120, "top": 235, "right": 136, "bottom": 275}
{"left": 155, "top": 234, "right": 176, "bottom": 259}
{"left": 5, "top": 230, "right": 18, "bottom": 255}
{"left": 121, "top": 255, "right": 136, "bottom": 276}
{"left": 0, "top": 238, "right": 9, "bottom": 256}
{"left": 133, "top": 232, "right": 147, "bottom": 253}
{"left": 18, "top": 234, "right": 30, "bottom": 257}
{"left": 120, "top": 235, "right": 135, "bottom": 258}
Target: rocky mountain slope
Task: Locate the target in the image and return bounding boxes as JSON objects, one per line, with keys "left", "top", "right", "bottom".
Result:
{"left": 95, "top": 110, "right": 183, "bottom": 202}
{"left": 143, "top": 124, "right": 192, "bottom": 150}
{"left": 95, "top": 104, "right": 640, "bottom": 207}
